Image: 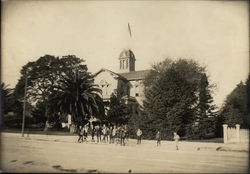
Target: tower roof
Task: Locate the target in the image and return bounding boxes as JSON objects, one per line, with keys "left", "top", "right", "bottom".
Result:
{"left": 119, "top": 49, "right": 135, "bottom": 60}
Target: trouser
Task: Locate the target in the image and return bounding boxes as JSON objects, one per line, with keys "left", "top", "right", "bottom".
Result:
{"left": 116, "top": 135, "right": 120, "bottom": 144}
{"left": 157, "top": 140, "right": 161, "bottom": 146}
{"left": 111, "top": 135, "right": 116, "bottom": 144}
{"left": 120, "top": 137, "right": 125, "bottom": 146}
{"left": 175, "top": 140, "right": 179, "bottom": 150}
{"left": 78, "top": 135, "right": 83, "bottom": 143}
{"left": 106, "top": 134, "right": 109, "bottom": 142}
{"left": 83, "top": 133, "right": 88, "bottom": 142}
{"left": 97, "top": 134, "right": 101, "bottom": 143}
{"left": 137, "top": 136, "right": 141, "bottom": 144}
{"left": 102, "top": 134, "right": 107, "bottom": 142}
{"left": 109, "top": 135, "right": 112, "bottom": 143}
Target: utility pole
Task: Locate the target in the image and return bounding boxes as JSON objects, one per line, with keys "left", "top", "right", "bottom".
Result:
{"left": 21, "top": 70, "right": 28, "bottom": 137}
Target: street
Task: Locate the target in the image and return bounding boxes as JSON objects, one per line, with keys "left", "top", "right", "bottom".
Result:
{"left": 1, "top": 132, "right": 249, "bottom": 173}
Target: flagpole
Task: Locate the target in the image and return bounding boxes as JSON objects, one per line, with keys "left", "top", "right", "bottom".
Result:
{"left": 128, "top": 23, "right": 132, "bottom": 38}
{"left": 127, "top": 22, "right": 132, "bottom": 49}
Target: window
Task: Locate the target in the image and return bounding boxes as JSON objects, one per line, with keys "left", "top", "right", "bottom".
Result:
{"left": 126, "top": 59, "right": 128, "bottom": 69}
{"left": 106, "top": 84, "right": 109, "bottom": 95}
{"left": 135, "top": 85, "right": 139, "bottom": 97}
{"left": 122, "top": 60, "right": 125, "bottom": 69}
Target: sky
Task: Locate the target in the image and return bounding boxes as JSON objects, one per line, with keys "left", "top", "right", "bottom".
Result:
{"left": 2, "top": 0, "right": 249, "bottom": 107}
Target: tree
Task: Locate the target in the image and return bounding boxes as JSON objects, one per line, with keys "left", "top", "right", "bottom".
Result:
{"left": 194, "top": 73, "right": 217, "bottom": 139}
{"left": 31, "top": 101, "right": 47, "bottom": 128}
{"left": 13, "top": 55, "right": 90, "bottom": 130}
{"left": 1, "top": 83, "right": 13, "bottom": 114}
{"left": 106, "top": 93, "right": 130, "bottom": 125}
{"left": 51, "top": 69, "right": 104, "bottom": 127}
{"left": 1, "top": 83, "right": 13, "bottom": 128}
{"left": 144, "top": 66, "right": 197, "bottom": 139}
{"left": 1, "top": 83, "right": 35, "bottom": 129}
{"left": 13, "top": 55, "right": 60, "bottom": 130}
{"left": 140, "top": 58, "right": 216, "bottom": 140}
{"left": 224, "top": 105, "right": 244, "bottom": 126}
{"left": 218, "top": 80, "right": 248, "bottom": 130}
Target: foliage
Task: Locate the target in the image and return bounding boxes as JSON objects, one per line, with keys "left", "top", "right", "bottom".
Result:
{"left": 13, "top": 55, "right": 91, "bottom": 129}
{"left": 218, "top": 79, "right": 248, "bottom": 130}
{"left": 127, "top": 111, "right": 147, "bottom": 138}
{"left": 106, "top": 93, "right": 130, "bottom": 125}
{"left": 1, "top": 83, "right": 13, "bottom": 114}
{"left": 13, "top": 55, "right": 59, "bottom": 104}
{"left": 138, "top": 58, "right": 216, "bottom": 140}
{"left": 31, "top": 101, "right": 47, "bottom": 126}
{"left": 13, "top": 55, "right": 60, "bottom": 129}
{"left": 51, "top": 69, "right": 104, "bottom": 127}
{"left": 1, "top": 82, "right": 36, "bottom": 128}
{"left": 194, "top": 73, "right": 217, "bottom": 139}
{"left": 3, "top": 102, "right": 34, "bottom": 128}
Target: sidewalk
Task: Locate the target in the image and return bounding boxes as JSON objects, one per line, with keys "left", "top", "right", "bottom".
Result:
{"left": 2, "top": 132, "right": 248, "bottom": 152}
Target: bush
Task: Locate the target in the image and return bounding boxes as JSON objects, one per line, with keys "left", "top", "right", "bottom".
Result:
{"left": 3, "top": 114, "right": 23, "bottom": 128}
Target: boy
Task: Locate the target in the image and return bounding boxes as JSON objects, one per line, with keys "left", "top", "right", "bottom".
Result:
{"left": 102, "top": 124, "right": 107, "bottom": 142}
{"left": 91, "top": 125, "right": 95, "bottom": 142}
{"left": 83, "top": 124, "right": 89, "bottom": 142}
{"left": 95, "top": 125, "right": 101, "bottom": 143}
{"left": 156, "top": 131, "right": 161, "bottom": 146}
{"left": 111, "top": 126, "right": 117, "bottom": 144}
{"left": 173, "top": 132, "right": 180, "bottom": 150}
{"left": 77, "top": 126, "right": 84, "bottom": 143}
{"left": 136, "top": 128, "right": 142, "bottom": 144}
{"left": 120, "top": 126, "right": 126, "bottom": 146}
{"left": 106, "top": 126, "right": 110, "bottom": 142}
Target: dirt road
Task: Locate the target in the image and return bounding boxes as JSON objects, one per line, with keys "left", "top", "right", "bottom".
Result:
{"left": 1, "top": 133, "right": 248, "bottom": 173}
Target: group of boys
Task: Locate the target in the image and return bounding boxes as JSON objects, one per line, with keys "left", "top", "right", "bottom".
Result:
{"left": 77, "top": 124, "right": 128, "bottom": 146}
{"left": 77, "top": 124, "right": 180, "bottom": 150}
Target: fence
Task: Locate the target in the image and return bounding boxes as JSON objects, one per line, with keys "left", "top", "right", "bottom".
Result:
{"left": 223, "top": 124, "right": 249, "bottom": 143}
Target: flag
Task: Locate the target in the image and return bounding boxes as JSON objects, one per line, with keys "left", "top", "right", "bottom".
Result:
{"left": 128, "top": 22, "right": 132, "bottom": 37}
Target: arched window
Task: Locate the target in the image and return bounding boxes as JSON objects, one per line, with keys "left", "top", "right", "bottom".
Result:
{"left": 106, "top": 84, "right": 109, "bottom": 95}
{"left": 122, "top": 60, "right": 125, "bottom": 69}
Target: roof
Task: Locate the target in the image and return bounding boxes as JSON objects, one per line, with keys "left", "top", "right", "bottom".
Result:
{"left": 93, "top": 68, "right": 128, "bottom": 81}
{"left": 119, "top": 49, "right": 135, "bottom": 60}
{"left": 119, "top": 70, "right": 151, "bottom": 81}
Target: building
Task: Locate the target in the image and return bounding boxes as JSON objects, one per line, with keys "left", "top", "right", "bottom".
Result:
{"left": 66, "top": 49, "right": 150, "bottom": 131}
{"left": 94, "top": 49, "right": 150, "bottom": 115}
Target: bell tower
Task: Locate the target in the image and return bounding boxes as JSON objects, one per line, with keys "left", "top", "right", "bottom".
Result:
{"left": 119, "top": 49, "right": 136, "bottom": 73}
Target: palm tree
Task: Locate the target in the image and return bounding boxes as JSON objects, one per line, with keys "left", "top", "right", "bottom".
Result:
{"left": 51, "top": 69, "right": 104, "bottom": 127}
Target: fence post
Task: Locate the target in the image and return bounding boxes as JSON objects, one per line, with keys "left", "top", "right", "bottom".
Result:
{"left": 236, "top": 124, "right": 240, "bottom": 143}
{"left": 223, "top": 124, "right": 228, "bottom": 143}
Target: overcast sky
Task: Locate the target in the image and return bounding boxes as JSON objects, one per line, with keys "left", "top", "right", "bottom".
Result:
{"left": 2, "top": 0, "right": 249, "bottom": 107}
